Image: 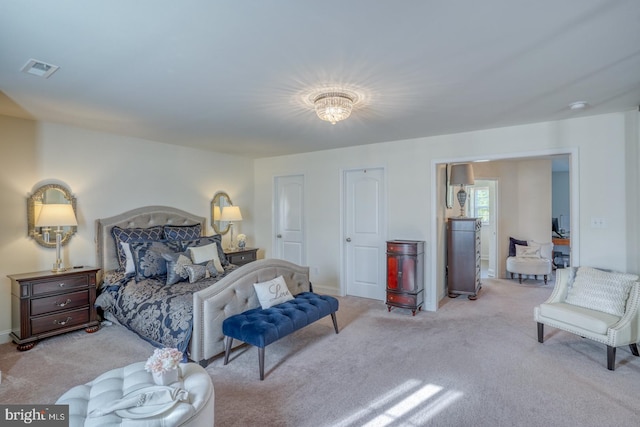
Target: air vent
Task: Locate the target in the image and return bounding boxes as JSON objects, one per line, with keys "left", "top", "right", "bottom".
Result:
{"left": 21, "top": 59, "right": 60, "bottom": 78}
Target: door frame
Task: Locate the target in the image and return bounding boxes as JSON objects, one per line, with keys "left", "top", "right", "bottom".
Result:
{"left": 339, "top": 166, "right": 388, "bottom": 297}
{"left": 430, "top": 147, "right": 580, "bottom": 311}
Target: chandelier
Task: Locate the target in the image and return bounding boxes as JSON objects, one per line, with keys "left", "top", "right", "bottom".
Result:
{"left": 313, "top": 92, "right": 355, "bottom": 124}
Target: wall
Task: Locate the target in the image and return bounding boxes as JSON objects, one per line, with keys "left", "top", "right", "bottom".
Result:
{"left": 0, "top": 117, "right": 254, "bottom": 342}
{"left": 254, "top": 111, "right": 638, "bottom": 311}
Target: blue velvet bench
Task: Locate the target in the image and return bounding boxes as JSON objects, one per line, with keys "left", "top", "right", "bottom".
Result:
{"left": 222, "top": 292, "right": 339, "bottom": 380}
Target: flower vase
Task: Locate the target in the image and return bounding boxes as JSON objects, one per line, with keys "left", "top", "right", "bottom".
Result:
{"left": 238, "top": 240, "right": 246, "bottom": 249}
{"left": 152, "top": 367, "right": 179, "bottom": 386}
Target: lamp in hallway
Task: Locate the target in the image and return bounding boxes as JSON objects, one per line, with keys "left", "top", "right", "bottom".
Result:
{"left": 449, "top": 163, "right": 475, "bottom": 217}
{"left": 35, "top": 203, "right": 78, "bottom": 272}
{"left": 220, "top": 206, "right": 243, "bottom": 250}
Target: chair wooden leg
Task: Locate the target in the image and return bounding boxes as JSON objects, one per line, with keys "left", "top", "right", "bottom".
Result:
{"left": 607, "top": 345, "right": 616, "bottom": 371}
{"left": 510, "top": 273, "right": 514, "bottom": 279}
{"left": 534, "top": 275, "right": 538, "bottom": 280}
{"left": 518, "top": 274, "right": 522, "bottom": 284}
{"left": 537, "top": 322, "right": 544, "bottom": 343}
{"left": 630, "top": 343, "right": 639, "bottom": 356}
{"left": 544, "top": 275, "right": 548, "bottom": 284}
{"left": 223, "top": 336, "right": 233, "bottom": 365}
{"left": 258, "top": 347, "right": 265, "bottom": 380}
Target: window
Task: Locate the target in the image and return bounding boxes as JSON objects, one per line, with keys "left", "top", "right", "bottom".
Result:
{"left": 474, "top": 187, "right": 490, "bottom": 224}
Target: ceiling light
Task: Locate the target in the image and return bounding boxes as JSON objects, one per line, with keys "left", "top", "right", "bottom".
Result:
{"left": 305, "top": 88, "right": 361, "bottom": 125}
{"left": 21, "top": 59, "right": 60, "bottom": 78}
{"left": 569, "top": 101, "right": 588, "bottom": 110}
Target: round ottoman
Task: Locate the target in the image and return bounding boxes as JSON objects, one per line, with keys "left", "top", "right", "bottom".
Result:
{"left": 56, "top": 362, "right": 214, "bottom": 427}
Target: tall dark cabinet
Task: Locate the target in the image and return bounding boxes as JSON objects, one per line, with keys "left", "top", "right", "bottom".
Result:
{"left": 386, "top": 240, "right": 425, "bottom": 315}
{"left": 447, "top": 218, "right": 481, "bottom": 300}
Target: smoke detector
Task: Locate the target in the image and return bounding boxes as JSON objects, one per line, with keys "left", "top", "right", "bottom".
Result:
{"left": 21, "top": 59, "right": 60, "bottom": 78}
{"left": 569, "top": 101, "right": 588, "bottom": 110}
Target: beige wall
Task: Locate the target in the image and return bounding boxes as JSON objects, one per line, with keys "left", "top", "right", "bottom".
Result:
{"left": 0, "top": 118, "right": 254, "bottom": 342}
{"left": 255, "top": 111, "right": 639, "bottom": 310}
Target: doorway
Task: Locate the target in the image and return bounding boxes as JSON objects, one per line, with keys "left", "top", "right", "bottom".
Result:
{"left": 273, "top": 174, "right": 305, "bottom": 265}
{"left": 469, "top": 179, "right": 498, "bottom": 278}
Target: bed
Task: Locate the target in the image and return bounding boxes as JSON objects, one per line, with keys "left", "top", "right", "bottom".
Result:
{"left": 95, "top": 206, "right": 311, "bottom": 366}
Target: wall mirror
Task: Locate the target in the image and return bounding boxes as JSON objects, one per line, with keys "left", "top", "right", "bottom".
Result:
{"left": 211, "top": 191, "right": 232, "bottom": 235}
{"left": 27, "top": 183, "right": 77, "bottom": 248}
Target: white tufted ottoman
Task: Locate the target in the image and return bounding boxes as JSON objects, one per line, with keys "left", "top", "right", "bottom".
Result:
{"left": 56, "top": 362, "right": 214, "bottom": 427}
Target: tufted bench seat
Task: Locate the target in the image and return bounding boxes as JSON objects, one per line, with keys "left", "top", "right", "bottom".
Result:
{"left": 222, "top": 292, "right": 339, "bottom": 380}
{"left": 56, "top": 362, "right": 214, "bottom": 427}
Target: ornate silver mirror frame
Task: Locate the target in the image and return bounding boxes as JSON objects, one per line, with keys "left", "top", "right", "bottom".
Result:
{"left": 211, "top": 191, "right": 232, "bottom": 235}
{"left": 27, "top": 183, "right": 78, "bottom": 248}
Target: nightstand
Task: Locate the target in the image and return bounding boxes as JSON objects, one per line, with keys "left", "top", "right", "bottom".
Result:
{"left": 224, "top": 247, "right": 258, "bottom": 267}
{"left": 8, "top": 267, "right": 100, "bottom": 351}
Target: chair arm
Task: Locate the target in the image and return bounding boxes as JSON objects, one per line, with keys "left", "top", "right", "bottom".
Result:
{"left": 543, "top": 268, "right": 572, "bottom": 304}
{"left": 608, "top": 282, "right": 640, "bottom": 347}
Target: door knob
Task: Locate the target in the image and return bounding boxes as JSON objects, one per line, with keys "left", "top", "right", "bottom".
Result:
{"left": 277, "top": 234, "right": 282, "bottom": 238}
{"left": 346, "top": 237, "right": 352, "bottom": 242}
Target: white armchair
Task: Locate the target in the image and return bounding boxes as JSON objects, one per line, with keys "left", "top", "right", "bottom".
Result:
{"left": 506, "top": 240, "right": 553, "bottom": 284}
{"left": 534, "top": 267, "right": 640, "bottom": 370}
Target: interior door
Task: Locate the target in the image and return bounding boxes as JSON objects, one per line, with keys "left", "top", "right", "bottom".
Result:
{"left": 344, "top": 168, "right": 386, "bottom": 300}
{"left": 274, "top": 175, "right": 305, "bottom": 265}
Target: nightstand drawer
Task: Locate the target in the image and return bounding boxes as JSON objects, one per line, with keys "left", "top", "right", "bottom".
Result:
{"left": 31, "top": 308, "right": 90, "bottom": 335}
{"left": 225, "top": 248, "right": 258, "bottom": 267}
{"left": 30, "top": 290, "right": 90, "bottom": 316}
{"left": 32, "top": 275, "right": 89, "bottom": 296}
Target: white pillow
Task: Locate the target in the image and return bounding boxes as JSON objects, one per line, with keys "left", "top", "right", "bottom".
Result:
{"left": 120, "top": 242, "right": 135, "bottom": 275}
{"left": 188, "top": 243, "right": 224, "bottom": 273}
{"left": 528, "top": 241, "right": 553, "bottom": 260}
{"left": 253, "top": 276, "right": 294, "bottom": 309}
{"left": 565, "top": 267, "right": 638, "bottom": 317}
{"left": 515, "top": 244, "right": 540, "bottom": 258}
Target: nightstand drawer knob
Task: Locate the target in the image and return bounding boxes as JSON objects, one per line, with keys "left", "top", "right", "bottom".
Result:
{"left": 55, "top": 298, "right": 72, "bottom": 307}
{"left": 58, "top": 283, "right": 65, "bottom": 287}
{"left": 53, "top": 317, "right": 72, "bottom": 326}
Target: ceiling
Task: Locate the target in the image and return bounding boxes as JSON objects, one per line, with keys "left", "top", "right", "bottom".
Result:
{"left": 1, "top": 1, "right": 639, "bottom": 159}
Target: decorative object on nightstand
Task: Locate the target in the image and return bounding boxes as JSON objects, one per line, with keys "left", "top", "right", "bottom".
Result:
{"left": 8, "top": 267, "right": 100, "bottom": 351}
{"left": 447, "top": 218, "right": 482, "bottom": 300}
{"left": 386, "top": 240, "right": 425, "bottom": 315}
{"left": 35, "top": 203, "right": 78, "bottom": 272}
{"left": 449, "top": 163, "right": 475, "bottom": 217}
{"left": 237, "top": 234, "right": 246, "bottom": 249}
{"left": 220, "top": 205, "right": 243, "bottom": 250}
{"left": 224, "top": 247, "right": 258, "bottom": 267}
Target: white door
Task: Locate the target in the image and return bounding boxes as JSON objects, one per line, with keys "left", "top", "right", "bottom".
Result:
{"left": 344, "top": 168, "right": 386, "bottom": 300}
{"left": 274, "top": 175, "right": 305, "bottom": 265}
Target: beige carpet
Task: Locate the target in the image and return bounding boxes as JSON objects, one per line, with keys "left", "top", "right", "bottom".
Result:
{"left": 2, "top": 277, "right": 639, "bottom": 426}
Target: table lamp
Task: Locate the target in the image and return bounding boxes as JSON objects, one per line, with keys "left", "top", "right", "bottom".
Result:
{"left": 35, "top": 203, "right": 78, "bottom": 272}
{"left": 220, "top": 206, "right": 243, "bottom": 251}
{"left": 449, "top": 163, "right": 475, "bottom": 217}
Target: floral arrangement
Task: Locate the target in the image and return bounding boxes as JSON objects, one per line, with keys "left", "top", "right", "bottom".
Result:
{"left": 237, "top": 234, "right": 246, "bottom": 243}
{"left": 144, "top": 347, "right": 182, "bottom": 374}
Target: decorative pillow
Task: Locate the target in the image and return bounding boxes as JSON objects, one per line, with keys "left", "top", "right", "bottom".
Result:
{"left": 181, "top": 235, "right": 228, "bottom": 266}
{"left": 130, "top": 240, "right": 182, "bottom": 282}
{"left": 163, "top": 224, "right": 202, "bottom": 241}
{"left": 188, "top": 243, "right": 224, "bottom": 273}
{"left": 162, "top": 251, "right": 193, "bottom": 285}
{"left": 515, "top": 244, "right": 540, "bottom": 258}
{"left": 565, "top": 267, "right": 639, "bottom": 317}
{"left": 184, "top": 264, "right": 210, "bottom": 284}
{"left": 253, "top": 275, "right": 294, "bottom": 309}
{"left": 528, "top": 241, "right": 553, "bottom": 260}
{"left": 509, "top": 237, "right": 527, "bottom": 257}
{"left": 111, "top": 225, "right": 164, "bottom": 270}
{"left": 120, "top": 242, "right": 135, "bottom": 275}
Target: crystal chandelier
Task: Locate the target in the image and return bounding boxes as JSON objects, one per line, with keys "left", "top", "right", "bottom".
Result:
{"left": 313, "top": 91, "right": 357, "bottom": 124}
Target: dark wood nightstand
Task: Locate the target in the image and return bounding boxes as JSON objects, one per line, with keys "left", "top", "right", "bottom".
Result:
{"left": 8, "top": 267, "right": 100, "bottom": 351}
{"left": 224, "top": 247, "right": 258, "bottom": 267}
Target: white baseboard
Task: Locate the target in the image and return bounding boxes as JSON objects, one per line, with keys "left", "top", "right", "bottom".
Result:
{"left": 0, "top": 329, "right": 12, "bottom": 344}
{"left": 311, "top": 284, "right": 339, "bottom": 296}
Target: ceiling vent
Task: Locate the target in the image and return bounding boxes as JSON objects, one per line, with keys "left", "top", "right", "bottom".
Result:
{"left": 21, "top": 59, "right": 60, "bottom": 78}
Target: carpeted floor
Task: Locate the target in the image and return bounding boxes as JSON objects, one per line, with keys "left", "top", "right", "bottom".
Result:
{"left": 1, "top": 277, "right": 639, "bottom": 426}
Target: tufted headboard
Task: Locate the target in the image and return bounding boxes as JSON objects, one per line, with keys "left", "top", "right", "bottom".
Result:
{"left": 96, "top": 206, "right": 206, "bottom": 272}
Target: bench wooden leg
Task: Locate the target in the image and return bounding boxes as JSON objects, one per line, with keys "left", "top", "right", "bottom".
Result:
{"left": 223, "top": 336, "right": 233, "bottom": 365}
{"left": 537, "top": 322, "right": 544, "bottom": 343}
{"left": 259, "top": 347, "right": 265, "bottom": 381}
{"left": 331, "top": 312, "right": 339, "bottom": 334}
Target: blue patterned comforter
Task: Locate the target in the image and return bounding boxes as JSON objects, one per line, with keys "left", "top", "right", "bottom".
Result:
{"left": 95, "top": 266, "right": 237, "bottom": 357}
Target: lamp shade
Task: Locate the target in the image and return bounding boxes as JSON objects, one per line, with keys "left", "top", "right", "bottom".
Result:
{"left": 449, "top": 163, "right": 475, "bottom": 185}
{"left": 220, "top": 206, "right": 243, "bottom": 222}
{"left": 35, "top": 204, "right": 78, "bottom": 227}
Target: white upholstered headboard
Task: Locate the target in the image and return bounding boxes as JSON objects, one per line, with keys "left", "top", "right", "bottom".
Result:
{"left": 96, "top": 206, "right": 206, "bottom": 272}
